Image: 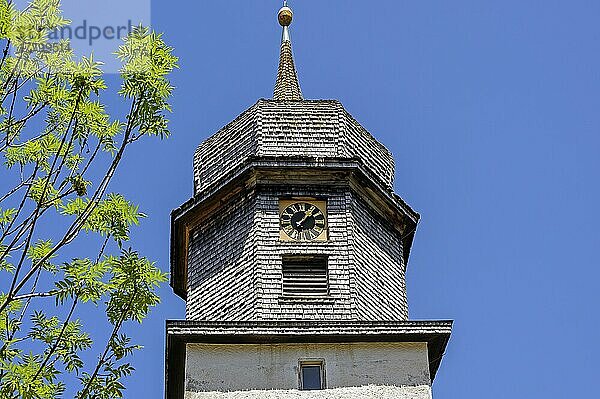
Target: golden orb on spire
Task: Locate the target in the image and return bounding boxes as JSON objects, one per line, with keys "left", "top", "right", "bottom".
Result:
{"left": 278, "top": 6, "right": 293, "bottom": 27}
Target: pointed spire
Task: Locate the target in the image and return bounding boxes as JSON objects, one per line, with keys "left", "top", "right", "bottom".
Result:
{"left": 274, "top": 2, "right": 303, "bottom": 101}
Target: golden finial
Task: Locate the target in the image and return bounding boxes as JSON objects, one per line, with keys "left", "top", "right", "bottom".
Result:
{"left": 278, "top": 2, "right": 293, "bottom": 27}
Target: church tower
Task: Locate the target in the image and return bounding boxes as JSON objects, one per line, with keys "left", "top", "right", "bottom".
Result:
{"left": 166, "top": 4, "right": 452, "bottom": 398}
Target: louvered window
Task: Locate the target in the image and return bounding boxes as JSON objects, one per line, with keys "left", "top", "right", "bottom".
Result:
{"left": 282, "top": 256, "right": 328, "bottom": 297}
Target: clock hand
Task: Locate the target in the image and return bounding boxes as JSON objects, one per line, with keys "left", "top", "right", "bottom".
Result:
{"left": 297, "top": 208, "right": 315, "bottom": 228}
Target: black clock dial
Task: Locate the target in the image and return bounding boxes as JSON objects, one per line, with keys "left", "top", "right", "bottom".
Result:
{"left": 280, "top": 202, "right": 326, "bottom": 241}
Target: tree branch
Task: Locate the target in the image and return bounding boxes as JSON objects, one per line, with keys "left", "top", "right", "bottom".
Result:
{"left": 77, "top": 288, "right": 136, "bottom": 399}
{"left": 2, "top": 90, "right": 83, "bottom": 308}
{"left": 0, "top": 96, "right": 139, "bottom": 315}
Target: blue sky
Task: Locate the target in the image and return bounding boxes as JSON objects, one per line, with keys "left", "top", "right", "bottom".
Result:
{"left": 7, "top": 0, "right": 599, "bottom": 397}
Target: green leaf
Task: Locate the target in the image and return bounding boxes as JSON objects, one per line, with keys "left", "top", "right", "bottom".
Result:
{"left": 0, "top": 3, "right": 174, "bottom": 397}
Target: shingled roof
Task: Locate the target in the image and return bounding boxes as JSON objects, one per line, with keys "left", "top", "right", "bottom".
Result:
{"left": 192, "top": 99, "right": 399, "bottom": 195}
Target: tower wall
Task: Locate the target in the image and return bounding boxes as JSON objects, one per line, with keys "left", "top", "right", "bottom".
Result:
{"left": 185, "top": 182, "right": 408, "bottom": 321}
{"left": 186, "top": 189, "right": 259, "bottom": 320}
{"left": 350, "top": 192, "right": 408, "bottom": 320}
{"left": 255, "top": 186, "right": 354, "bottom": 320}
{"left": 184, "top": 342, "right": 431, "bottom": 397}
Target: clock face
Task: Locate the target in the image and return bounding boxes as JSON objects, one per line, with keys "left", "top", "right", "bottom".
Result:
{"left": 280, "top": 202, "right": 327, "bottom": 241}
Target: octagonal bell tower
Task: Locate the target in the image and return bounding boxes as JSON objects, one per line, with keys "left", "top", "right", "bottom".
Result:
{"left": 166, "top": 4, "right": 452, "bottom": 399}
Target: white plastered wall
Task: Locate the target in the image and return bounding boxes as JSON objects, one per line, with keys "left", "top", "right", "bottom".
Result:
{"left": 184, "top": 342, "right": 432, "bottom": 398}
